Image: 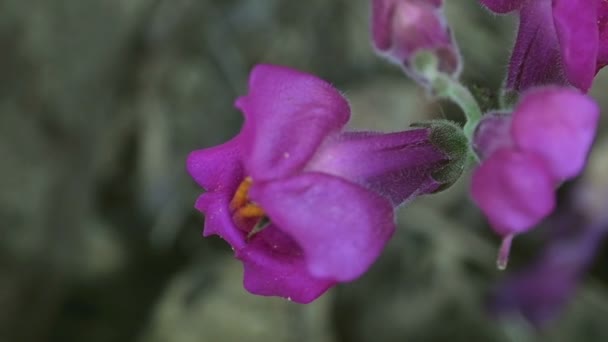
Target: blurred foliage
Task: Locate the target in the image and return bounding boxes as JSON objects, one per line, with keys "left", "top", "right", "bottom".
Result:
{"left": 1, "top": 1, "right": 607, "bottom": 341}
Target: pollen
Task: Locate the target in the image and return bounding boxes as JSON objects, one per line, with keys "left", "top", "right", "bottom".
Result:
{"left": 230, "top": 177, "right": 267, "bottom": 235}
{"left": 230, "top": 176, "right": 254, "bottom": 210}
{"left": 236, "top": 203, "right": 265, "bottom": 218}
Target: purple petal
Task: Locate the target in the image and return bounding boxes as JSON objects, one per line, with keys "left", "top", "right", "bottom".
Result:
{"left": 235, "top": 64, "right": 350, "bottom": 181}
{"left": 472, "top": 112, "right": 513, "bottom": 160}
{"left": 552, "top": 0, "right": 599, "bottom": 91}
{"left": 195, "top": 185, "right": 334, "bottom": 303}
{"left": 371, "top": 0, "right": 395, "bottom": 51}
{"left": 490, "top": 226, "right": 606, "bottom": 327}
{"left": 479, "top": 0, "right": 526, "bottom": 13}
{"left": 186, "top": 136, "right": 243, "bottom": 192}
{"left": 307, "top": 129, "right": 447, "bottom": 206}
{"left": 506, "top": 0, "right": 569, "bottom": 91}
{"left": 471, "top": 149, "right": 555, "bottom": 236}
{"left": 187, "top": 136, "right": 247, "bottom": 247}
{"left": 250, "top": 172, "right": 395, "bottom": 282}
{"left": 195, "top": 192, "right": 246, "bottom": 249}
{"left": 371, "top": 0, "right": 445, "bottom": 51}
{"left": 511, "top": 87, "right": 599, "bottom": 180}
{"left": 492, "top": 262, "right": 579, "bottom": 326}
{"left": 238, "top": 225, "right": 335, "bottom": 304}
{"left": 597, "top": 0, "right": 608, "bottom": 67}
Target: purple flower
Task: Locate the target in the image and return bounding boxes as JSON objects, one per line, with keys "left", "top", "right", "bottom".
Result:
{"left": 471, "top": 87, "right": 599, "bottom": 267}
{"left": 371, "top": 0, "right": 461, "bottom": 78}
{"left": 187, "top": 64, "right": 456, "bottom": 303}
{"left": 480, "top": 0, "right": 608, "bottom": 92}
{"left": 490, "top": 223, "right": 605, "bottom": 327}
{"left": 491, "top": 135, "right": 608, "bottom": 327}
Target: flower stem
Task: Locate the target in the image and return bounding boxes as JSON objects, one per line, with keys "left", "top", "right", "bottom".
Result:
{"left": 412, "top": 51, "right": 483, "bottom": 146}
{"left": 434, "top": 74, "right": 482, "bottom": 139}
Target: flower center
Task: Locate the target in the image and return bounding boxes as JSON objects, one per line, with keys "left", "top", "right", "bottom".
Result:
{"left": 230, "top": 177, "right": 268, "bottom": 238}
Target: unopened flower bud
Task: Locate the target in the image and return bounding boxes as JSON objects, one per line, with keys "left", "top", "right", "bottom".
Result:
{"left": 371, "top": 0, "right": 461, "bottom": 78}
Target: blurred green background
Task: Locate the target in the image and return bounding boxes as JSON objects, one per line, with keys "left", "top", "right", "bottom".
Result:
{"left": 1, "top": 0, "right": 608, "bottom": 341}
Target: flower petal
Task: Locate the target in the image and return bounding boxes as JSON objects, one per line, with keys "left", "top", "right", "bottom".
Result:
{"left": 195, "top": 192, "right": 245, "bottom": 249}
{"left": 471, "top": 149, "right": 555, "bottom": 236}
{"left": 371, "top": 0, "right": 395, "bottom": 51}
{"left": 238, "top": 225, "right": 335, "bottom": 303}
{"left": 250, "top": 172, "right": 395, "bottom": 282}
{"left": 188, "top": 137, "right": 247, "bottom": 248}
{"left": 490, "top": 226, "right": 605, "bottom": 327}
{"left": 511, "top": 87, "right": 599, "bottom": 180}
{"left": 479, "top": 0, "right": 526, "bottom": 13}
{"left": 197, "top": 193, "right": 335, "bottom": 303}
{"left": 596, "top": 0, "right": 608, "bottom": 67}
{"left": 186, "top": 136, "right": 243, "bottom": 192}
{"left": 235, "top": 64, "right": 350, "bottom": 181}
{"left": 552, "top": 0, "right": 599, "bottom": 91}
{"left": 307, "top": 129, "right": 446, "bottom": 206}
{"left": 506, "top": 0, "right": 568, "bottom": 90}
{"left": 472, "top": 112, "right": 513, "bottom": 160}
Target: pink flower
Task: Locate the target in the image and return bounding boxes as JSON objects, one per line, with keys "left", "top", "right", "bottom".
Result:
{"left": 371, "top": 0, "right": 461, "bottom": 78}
{"left": 471, "top": 87, "right": 599, "bottom": 267}
{"left": 187, "top": 64, "right": 459, "bottom": 303}
{"left": 480, "top": 0, "right": 608, "bottom": 92}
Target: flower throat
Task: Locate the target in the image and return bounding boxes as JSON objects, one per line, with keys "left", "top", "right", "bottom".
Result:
{"left": 230, "top": 177, "right": 269, "bottom": 239}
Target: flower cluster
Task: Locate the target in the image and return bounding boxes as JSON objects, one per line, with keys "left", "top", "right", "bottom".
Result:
{"left": 186, "top": 0, "right": 604, "bottom": 308}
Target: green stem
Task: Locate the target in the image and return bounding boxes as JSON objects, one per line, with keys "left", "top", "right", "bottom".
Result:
{"left": 434, "top": 74, "right": 482, "bottom": 140}
{"left": 421, "top": 70, "right": 483, "bottom": 141}
{"left": 412, "top": 51, "right": 483, "bottom": 159}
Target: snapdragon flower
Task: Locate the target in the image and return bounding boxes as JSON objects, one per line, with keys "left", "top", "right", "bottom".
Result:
{"left": 187, "top": 64, "right": 464, "bottom": 303}
{"left": 471, "top": 87, "right": 599, "bottom": 268}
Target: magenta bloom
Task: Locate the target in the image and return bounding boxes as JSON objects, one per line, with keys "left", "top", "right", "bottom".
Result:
{"left": 187, "top": 64, "right": 453, "bottom": 303}
{"left": 371, "top": 0, "right": 461, "bottom": 77}
{"left": 491, "top": 148, "right": 608, "bottom": 327}
{"left": 471, "top": 87, "right": 599, "bottom": 267}
{"left": 490, "top": 224, "right": 605, "bottom": 327}
{"left": 480, "top": 0, "right": 608, "bottom": 92}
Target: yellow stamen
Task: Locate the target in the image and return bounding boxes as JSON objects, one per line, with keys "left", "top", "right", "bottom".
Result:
{"left": 229, "top": 177, "right": 269, "bottom": 238}
{"left": 236, "top": 203, "right": 265, "bottom": 219}
{"left": 230, "top": 176, "right": 253, "bottom": 210}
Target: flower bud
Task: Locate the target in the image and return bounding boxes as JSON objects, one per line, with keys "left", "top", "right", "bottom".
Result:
{"left": 371, "top": 0, "right": 461, "bottom": 78}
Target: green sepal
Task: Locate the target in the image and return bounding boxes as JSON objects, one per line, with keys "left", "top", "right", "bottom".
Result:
{"left": 411, "top": 50, "right": 440, "bottom": 79}
{"left": 411, "top": 120, "right": 468, "bottom": 192}
{"left": 247, "top": 216, "right": 271, "bottom": 240}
